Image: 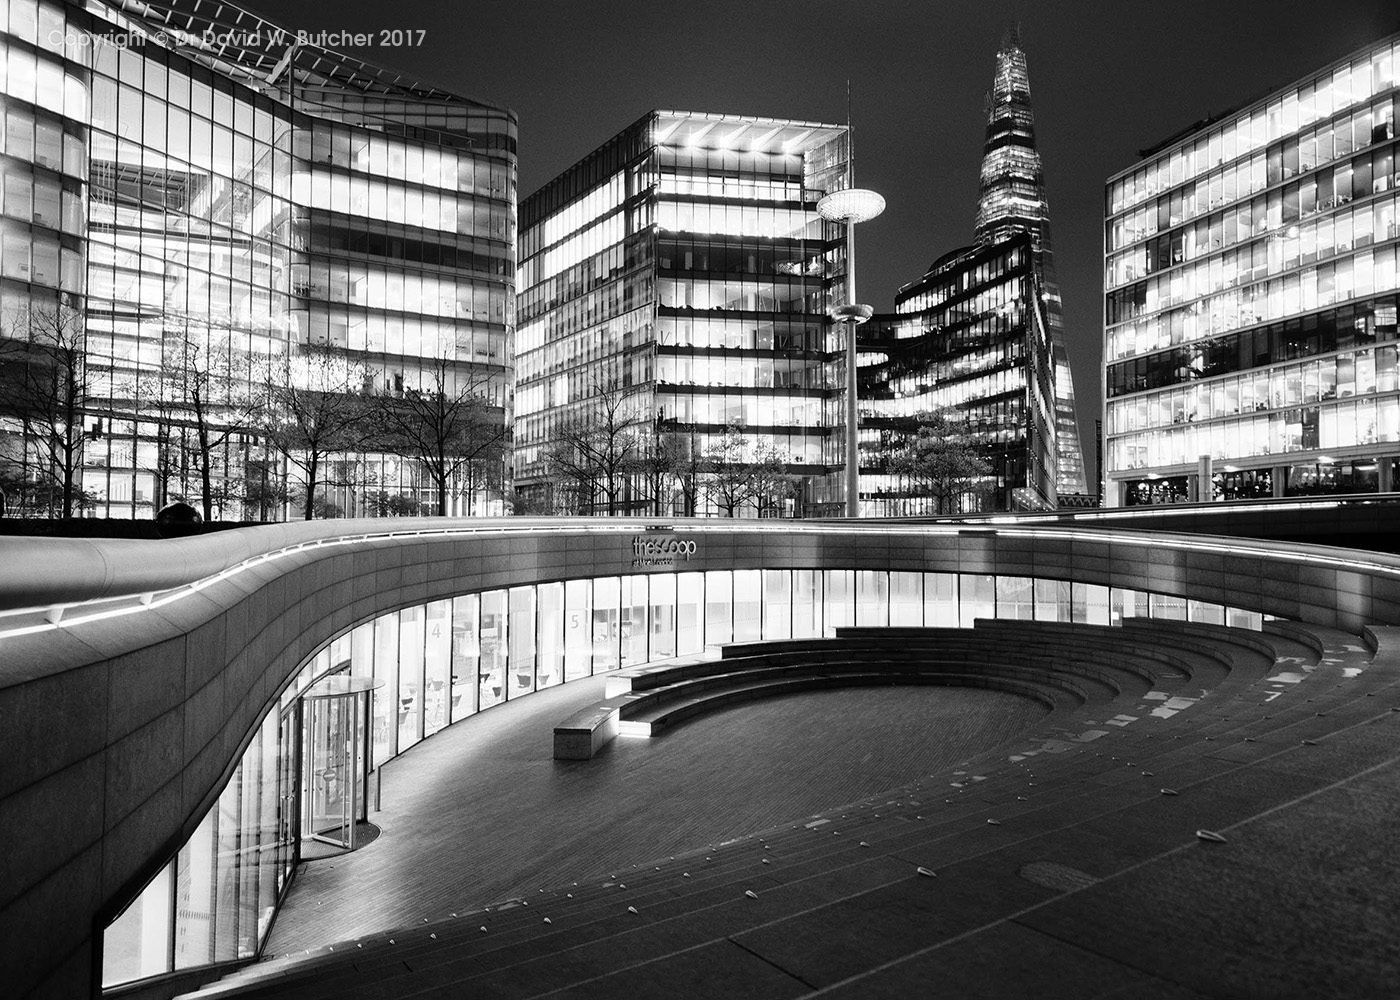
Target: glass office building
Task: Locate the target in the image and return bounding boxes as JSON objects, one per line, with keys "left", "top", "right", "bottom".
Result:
{"left": 859, "top": 233, "right": 1057, "bottom": 514}
{"left": 1104, "top": 34, "right": 1400, "bottom": 505}
{"left": 515, "top": 111, "right": 850, "bottom": 515}
{"left": 973, "top": 31, "right": 1088, "bottom": 500}
{"left": 0, "top": 0, "right": 515, "bottom": 519}
{"left": 856, "top": 33, "right": 1078, "bottom": 514}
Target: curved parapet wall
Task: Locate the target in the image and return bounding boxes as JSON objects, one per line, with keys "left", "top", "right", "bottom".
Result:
{"left": 2, "top": 517, "right": 1400, "bottom": 999}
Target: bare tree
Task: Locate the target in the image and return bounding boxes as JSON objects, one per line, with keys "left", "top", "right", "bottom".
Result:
{"left": 703, "top": 421, "right": 793, "bottom": 518}
{"left": 141, "top": 322, "right": 260, "bottom": 521}
{"left": 542, "top": 376, "right": 645, "bottom": 516}
{"left": 639, "top": 425, "right": 707, "bottom": 516}
{"left": 371, "top": 355, "right": 507, "bottom": 516}
{"left": 0, "top": 302, "right": 91, "bottom": 518}
{"left": 887, "top": 410, "right": 992, "bottom": 515}
{"left": 259, "top": 346, "right": 369, "bottom": 520}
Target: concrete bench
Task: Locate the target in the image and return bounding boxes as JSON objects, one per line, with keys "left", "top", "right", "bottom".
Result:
{"left": 553, "top": 694, "right": 636, "bottom": 760}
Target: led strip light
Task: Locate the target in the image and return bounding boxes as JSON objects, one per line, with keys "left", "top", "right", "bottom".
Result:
{"left": 1, "top": 519, "right": 1396, "bottom": 642}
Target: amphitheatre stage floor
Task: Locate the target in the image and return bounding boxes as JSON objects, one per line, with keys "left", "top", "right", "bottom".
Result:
{"left": 267, "top": 676, "right": 1049, "bottom": 953}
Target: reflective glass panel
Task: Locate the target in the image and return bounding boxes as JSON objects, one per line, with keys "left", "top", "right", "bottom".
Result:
{"left": 537, "top": 582, "right": 564, "bottom": 687}
{"left": 563, "top": 579, "right": 592, "bottom": 680}
{"left": 423, "top": 600, "right": 451, "bottom": 736}
{"left": 479, "top": 590, "right": 506, "bottom": 709}
{"left": 734, "top": 570, "right": 761, "bottom": 641}
{"left": 508, "top": 586, "right": 536, "bottom": 698}
{"left": 449, "top": 595, "right": 479, "bottom": 723}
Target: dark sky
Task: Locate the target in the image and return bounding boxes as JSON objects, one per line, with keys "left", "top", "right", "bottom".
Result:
{"left": 251, "top": 1, "right": 1399, "bottom": 479}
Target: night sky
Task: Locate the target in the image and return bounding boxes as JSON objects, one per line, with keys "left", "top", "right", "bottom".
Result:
{"left": 250, "top": 0, "right": 1399, "bottom": 480}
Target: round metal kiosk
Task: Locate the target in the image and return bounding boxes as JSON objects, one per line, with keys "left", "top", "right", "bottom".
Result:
{"left": 299, "top": 674, "right": 381, "bottom": 852}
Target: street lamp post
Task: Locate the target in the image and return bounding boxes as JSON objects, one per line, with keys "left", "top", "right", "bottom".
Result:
{"left": 816, "top": 188, "right": 885, "bottom": 517}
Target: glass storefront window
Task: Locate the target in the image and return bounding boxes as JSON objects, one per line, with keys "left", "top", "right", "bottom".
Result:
{"left": 676, "top": 572, "right": 704, "bottom": 653}
{"left": 792, "top": 569, "right": 820, "bottom": 638}
{"left": 563, "top": 579, "right": 592, "bottom": 680}
{"left": 449, "top": 595, "right": 479, "bottom": 723}
{"left": 620, "top": 576, "right": 649, "bottom": 665}
{"left": 397, "top": 606, "right": 425, "bottom": 751}
{"left": 1188, "top": 600, "right": 1226, "bottom": 625}
{"left": 734, "top": 570, "right": 762, "bottom": 641}
{"left": 1150, "top": 593, "right": 1189, "bottom": 620}
{"left": 1074, "top": 583, "right": 1112, "bottom": 626}
{"left": 1034, "top": 579, "right": 1071, "bottom": 622}
{"left": 960, "top": 574, "right": 995, "bottom": 627}
{"left": 762, "top": 569, "right": 792, "bottom": 639}
{"left": 508, "top": 587, "right": 536, "bottom": 698}
{"left": 479, "top": 590, "right": 506, "bottom": 709}
{"left": 996, "top": 576, "right": 1034, "bottom": 620}
{"left": 855, "top": 571, "right": 888, "bottom": 627}
{"left": 925, "top": 572, "right": 958, "bottom": 626}
{"left": 102, "top": 862, "right": 172, "bottom": 986}
{"left": 705, "top": 570, "right": 734, "bottom": 645}
{"left": 537, "top": 582, "right": 564, "bottom": 688}
{"left": 889, "top": 572, "right": 922, "bottom": 626}
{"left": 1111, "top": 587, "right": 1150, "bottom": 623}
{"left": 823, "top": 570, "right": 854, "bottom": 636}
{"left": 423, "top": 601, "right": 451, "bottom": 737}
{"left": 372, "top": 614, "right": 399, "bottom": 762}
{"left": 591, "top": 577, "right": 620, "bottom": 672}
{"left": 649, "top": 574, "right": 678, "bottom": 659}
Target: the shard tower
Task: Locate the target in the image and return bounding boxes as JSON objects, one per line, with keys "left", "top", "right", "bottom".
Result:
{"left": 974, "top": 30, "right": 1090, "bottom": 498}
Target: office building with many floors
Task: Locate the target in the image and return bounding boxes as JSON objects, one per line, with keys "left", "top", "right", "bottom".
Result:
{"left": 0, "top": 0, "right": 516, "bottom": 520}
{"left": 859, "top": 233, "right": 1058, "bottom": 514}
{"left": 857, "top": 32, "right": 1081, "bottom": 514}
{"left": 1103, "top": 33, "right": 1400, "bottom": 505}
{"left": 514, "top": 111, "right": 851, "bottom": 517}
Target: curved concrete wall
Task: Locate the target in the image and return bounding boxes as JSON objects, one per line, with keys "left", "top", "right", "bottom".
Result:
{"left": 2, "top": 517, "right": 1399, "bottom": 998}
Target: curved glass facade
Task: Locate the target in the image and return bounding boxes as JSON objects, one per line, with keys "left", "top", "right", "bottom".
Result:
{"left": 100, "top": 560, "right": 1260, "bottom": 988}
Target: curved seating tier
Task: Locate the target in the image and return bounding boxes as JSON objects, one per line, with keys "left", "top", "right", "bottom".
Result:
{"left": 552, "top": 618, "right": 1269, "bottom": 760}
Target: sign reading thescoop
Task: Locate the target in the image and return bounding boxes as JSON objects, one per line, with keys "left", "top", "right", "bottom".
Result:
{"left": 630, "top": 535, "right": 697, "bottom": 569}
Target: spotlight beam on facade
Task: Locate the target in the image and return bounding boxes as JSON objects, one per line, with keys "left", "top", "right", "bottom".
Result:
{"left": 818, "top": 188, "right": 885, "bottom": 518}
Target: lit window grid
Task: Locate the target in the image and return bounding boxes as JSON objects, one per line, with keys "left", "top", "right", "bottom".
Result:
{"left": 1109, "top": 343, "right": 1399, "bottom": 431}
{"left": 1106, "top": 159, "right": 1397, "bottom": 291}
{"left": 657, "top": 274, "right": 828, "bottom": 312}
{"left": 1106, "top": 188, "right": 1399, "bottom": 348}
{"left": 658, "top": 171, "right": 806, "bottom": 203}
{"left": 864, "top": 367, "right": 1028, "bottom": 421}
{"left": 1107, "top": 242, "right": 1400, "bottom": 364}
{"left": 99, "top": 562, "right": 1261, "bottom": 985}
{"left": 1108, "top": 393, "right": 1400, "bottom": 474}
{"left": 514, "top": 302, "right": 653, "bottom": 385}
{"left": 1107, "top": 39, "right": 1397, "bottom": 216}
{"left": 1106, "top": 99, "right": 1394, "bottom": 266}
{"left": 525, "top": 171, "right": 626, "bottom": 259}
{"left": 895, "top": 247, "right": 1026, "bottom": 314}
{"left": 656, "top": 199, "right": 822, "bottom": 241}
{"left": 291, "top": 170, "right": 511, "bottom": 237}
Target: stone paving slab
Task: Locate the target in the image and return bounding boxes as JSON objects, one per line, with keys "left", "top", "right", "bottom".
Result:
{"left": 1014, "top": 754, "right": 1400, "bottom": 1000}
{"left": 812, "top": 920, "right": 1207, "bottom": 1000}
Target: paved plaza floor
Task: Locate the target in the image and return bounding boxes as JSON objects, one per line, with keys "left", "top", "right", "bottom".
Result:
{"left": 268, "top": 675, "right": 1047, "bottom": 953}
